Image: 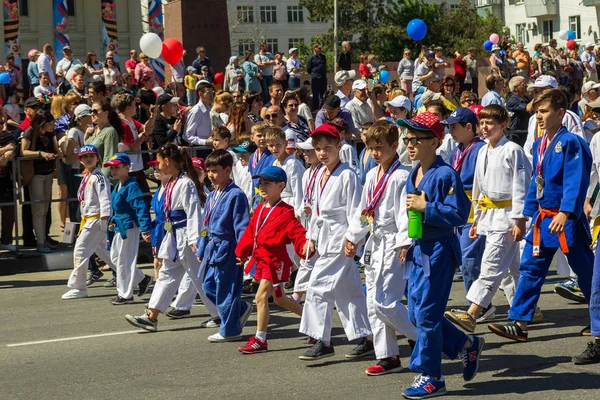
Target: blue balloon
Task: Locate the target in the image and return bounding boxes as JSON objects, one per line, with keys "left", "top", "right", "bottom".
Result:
{"left": 407, "top": 19, "right": 427, "bottom": 41}
{"left": 567, "top": 30, "right": 576, "bottom": 40}
{"left": 499, "top": 50, "right": 506, "bottom": 57}
{"left": 379, "top": 70, "right": 390, "bottom": 84}
{"left": 483, "top": 40, "right": 493, "bottom": 51}
{"left": 0, "top": 72, "right": 9, "bottom": 85}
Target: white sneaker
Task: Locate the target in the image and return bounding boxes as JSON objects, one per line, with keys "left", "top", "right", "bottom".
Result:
{"left": 61, "top": 289, "right": 88, "bottom": 300}
{"left": 0, "top": 243, "right": 16, "bottom": 251}
{"left": 239, "top": 301, "right": 252, "bottom": 328}
{"left": 476, "top": 305, "right": 497, "bottom": 323}
{"left": 208, "top": 332, "right": 241, "bottom": 342}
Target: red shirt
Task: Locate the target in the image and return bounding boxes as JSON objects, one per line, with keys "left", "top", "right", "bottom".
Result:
{"left": 121, "top": 118, "right": 143, "bottom": 146}
{"left": 454, "top": 58, "right": 467, "bottom": 79}
{"left": 19, "top": 116, "right": 31, "bottom": 131}
{"left": 359, "top": 63, "right": 370, "bottom": 78}
{"left": 125, "top": 59, "right": 139, "bottom": 85}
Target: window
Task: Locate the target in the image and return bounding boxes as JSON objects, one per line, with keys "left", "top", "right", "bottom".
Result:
{"left": 288, "top": 38, "right": 304, "bottom": 49}
{"left": 237, "top": 6, "right": 254, "bottom": 24}
{"left": 266, "top": 38, "right": 278, "bottom": 54}
{"left": 238, "top": 39, "right": 255, "bottom": 57}
{"left": 569, "top": 16, "right": 581, "bottom": 40}
{"left": 19, "top": 0, "right": 28, "bottom": 16}
{"left": 449, "top": 4, "right": 459, "bottom": 10}
{"left": 516, "top": 23, "right": 526, "bottom": 44}
{"left": 67, "top": 0, "right": 75, "bottom": 16}
{"left": 542, "top": 20, "right": 553, "bottom": 43}
{"left": 260, "top": 6, "right": 277, "bottom": 23}
{"left": 287, "top": 6, "right": 304, "bottom": 23}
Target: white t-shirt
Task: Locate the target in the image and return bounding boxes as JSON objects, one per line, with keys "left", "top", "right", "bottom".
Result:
{"left": 103, "top": 67, "right": 121, "bottom": 86}
{"left": 287, "top": 58, "right": 302, "bottom": 79}
{"left": 298, "top": 103, "right": 313, "bottom": 122}
{"left": 67, "top": 127, "right": 85, "bottom": 169}
{"left": 33, "top": 85, "right": 56, "bottom": 98}
{"left": 581, "top": 51, "right": 597, "bottom": 74}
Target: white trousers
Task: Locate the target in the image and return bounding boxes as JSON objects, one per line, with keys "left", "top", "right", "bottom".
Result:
{"left": 149, "top": 246, "right": 214, "bottom": 314}
{"left": 467, "top": 230, "right": 520, "bottom": 308}
{"left": 556, "top": 251, "right": 577, "bottom": 279}
{"left": 68, "top": 218, "right": 116, "bottom": 291}
{"left": 294, "top": 251, "right": 318, "bottom": 292}
{"left": 299, "top": 252, "right": 372, "bottom": 342}
{"left": 111, "top": 227, "right": 144, "bottom": 299}
{"left": 170, "top": 268, "right": 217, "bottom": 316}
{"left": 365, "top": 249, "right": 417, "bottom": 359}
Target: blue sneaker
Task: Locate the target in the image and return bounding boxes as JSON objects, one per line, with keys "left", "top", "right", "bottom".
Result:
{"left": 554, "top": 279, "right": 586, "bottom": 303}
{"left": 461, "top": 335, "right": 485, "bottom": 381}
{"left": 402, "top": 374, "right": 447, "bottom": 399}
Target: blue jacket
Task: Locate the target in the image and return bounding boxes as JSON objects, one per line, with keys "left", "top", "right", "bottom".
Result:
{"left": 306, "top": 53, "right": 327, "bottom": 80}
{"left": 450, "top": 138, "right": 486, "bottom": 191}
{"left": 243, "top": 61, "right": 262, "bottom": 93}
{"left": 110, "top": 177, "right": 152, "bottom": 237}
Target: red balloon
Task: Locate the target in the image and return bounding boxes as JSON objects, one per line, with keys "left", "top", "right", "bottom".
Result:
{"left": 161, "top": 38, "right": 184, "bottom": 65}
{"left": 213, "top": 72, "right": 225, "bottom": 85}
{"left": 567, "top": 40, "right": 577, "bottom": 50}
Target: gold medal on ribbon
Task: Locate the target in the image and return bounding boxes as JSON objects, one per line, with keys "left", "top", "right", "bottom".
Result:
{"left": 360, "top": 214, "right": 368, "bottom": 224}
{"left": 304, "top": 206, "right": 312, "bottom": 215}
{"left": 164, "top": 221, "right": 172, "bottom": 231}
{"left": 367, "top": 215, "right": 374, "bottom": 226}
{"left": 200, "top": 229, "right": 208, "bottom": 237}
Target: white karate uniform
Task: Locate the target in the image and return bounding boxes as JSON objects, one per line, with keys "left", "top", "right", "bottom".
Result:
{"left": 67, "top": 169, "right": 116, "bottom": 291}
{"left": 300, "top": 163, "right": 372, "bottom": 342}
{"left": 148, "top": 176, "right": 212, "bottom": 313}
{"left": 469, "top": 137, "right": 532, "bottom": 307}
{"left": 274, "top": 154, "right": 305, "bottom": 214}
{"left": 436, "top": 131, "right": 457, "bottom": 164}
{"left": 523, "top": 112, "right": 583, "bottom": 278}
{"left": 345, "top": 165, "right": 417, "bottom": 359}
{"left": 233, "top": 159, "right": 252, "bottom": 203}
{"left": 587, "top": 132, "right": 600, "bottom": 219}
{"left": 340, "top": 142, "right": 360, "bottom": 176}
{"left": 295, "top": 165, "right": 321, "bottom": 292}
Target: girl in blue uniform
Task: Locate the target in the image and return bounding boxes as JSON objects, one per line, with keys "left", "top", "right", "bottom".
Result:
{"left": 148, "top": 159, "right": 171, "bottom": 280}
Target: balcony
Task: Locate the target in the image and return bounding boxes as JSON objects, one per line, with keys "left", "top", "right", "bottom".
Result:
{"left": 476, "top": 0, "right": 501, "bottom": 6}
{"left": 583, "top": 0, "right": 600, "bottom": 6}
{"left": 525, "top": 0, "right": 558, "bottom": 17}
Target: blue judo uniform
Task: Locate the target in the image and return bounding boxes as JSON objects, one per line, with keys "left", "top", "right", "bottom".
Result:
{"left": 451, "top": 139, "right": 487, "bottom": 295}
{"left": 150, "top": 186, "right": 166, "bottom": 252}
{"left": 405, "top": 156, "right": 471, "bottom": 378}
{"left": 248, "top": 149, "right": 276, "bottom": 209}
{"left": 359, "top": 147, "right": 377, "bottom": 186}
{"left": 509, "top": 127, "right": 596, "bottom": 323}
{"left": 197, "top": 183, "right": 250, "bottom": 337}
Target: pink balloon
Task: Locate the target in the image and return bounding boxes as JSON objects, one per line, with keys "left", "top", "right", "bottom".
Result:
{"left": 489, "top": 33, "right": 499, "bottom": 45}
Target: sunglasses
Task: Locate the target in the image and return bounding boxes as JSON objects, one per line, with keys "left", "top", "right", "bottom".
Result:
{"left": 464, "top": 98, "right": 476, "bottom": 103}
{"left": 91, "top": 109, "right": 100, "bottom": 115}
{"left": 402, "top": 136, "right": 437, "bottom": 146}
{"left": 286, "top": 103, "right": 298, "bottom": 108}
{"left": 142, "top": 56, "right": 149, "bottom": 60}
{"left": 265, "top": 113, "right": 279, "bottom": 120}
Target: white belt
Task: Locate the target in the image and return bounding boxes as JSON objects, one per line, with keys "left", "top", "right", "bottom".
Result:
{"left": 362, "top": 221, "right": 396, "bottom": 269}
{"left": 314, "top": 211, "right": 346, "bottom": 255}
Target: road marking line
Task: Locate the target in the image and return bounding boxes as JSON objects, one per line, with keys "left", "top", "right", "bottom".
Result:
{"left": 6, "top": 330, "right": 142, "bottom": 347}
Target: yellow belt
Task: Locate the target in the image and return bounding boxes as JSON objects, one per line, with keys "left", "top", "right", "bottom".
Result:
{"left": 78, "top": 214, "right": 100, "bottom": 236}
{"left": 591, "top": 215, "right": 600, "bottom": 249}
{"left": 477, "top": 196, "right": 512, "bottom": 212}
{"left": 465, "top": 190, "right": 474, "bottom": 224}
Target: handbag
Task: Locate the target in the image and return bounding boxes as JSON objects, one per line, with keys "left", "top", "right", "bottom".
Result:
{"left": 464, "top": 70, "right": 472, "bottom": 84}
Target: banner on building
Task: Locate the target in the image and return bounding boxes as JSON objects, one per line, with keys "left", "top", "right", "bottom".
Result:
{"left": 3, "top": 0, "right": 21, "bottom": 89}
{"left": 147, "top": 0, "right": 165, "bottom": 85}
{"left": 101, "top": 0, "right": 118, "bottom": 62}
{"left": 52, "top": 0, "right": 70, "bottom": 56}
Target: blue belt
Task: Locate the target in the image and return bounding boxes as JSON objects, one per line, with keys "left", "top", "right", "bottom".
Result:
{"left": 167, "top": 210, "right": 187, "bottom": 261}
{"left": 151, "top": 218, "right": 166, "bottom": 248}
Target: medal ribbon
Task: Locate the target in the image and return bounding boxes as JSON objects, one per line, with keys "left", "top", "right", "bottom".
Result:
{"left": 164, "top": 171, "right": 184, "bottom": 221}
{"left": 316, "top": 161, "right": 342, "bottom": 216}
{"left": 362, "top": 157, "right": 401, "bottom": 217}
{"left": 253, "top": 200, "right": 281, "bottom": 251}
{"left": 203, "top": 179, "right": 233, "bottom": 226}
{"left": 251, "top": 148, "right": 262, "bottom": 170}
{"left": 78, "top": 171, "right": 91, "bottom": 203}
{"left": 452, "top": 137, "right": 482, "bottom": 173}
{"left": 536, "top": 133, "right": 556, "bottom": 176}
{"left": 303, "top": 163, "right": 323, "bottom": 205}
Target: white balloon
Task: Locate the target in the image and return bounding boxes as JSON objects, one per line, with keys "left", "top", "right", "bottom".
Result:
{"left": 558, "top": 29, "right": 569, "bottom": 41}
{"left": 152, "top": 86, "right": 165, "bottom": 97}
{"left": 139, "top": 33, "right": 163, "bottom": 59}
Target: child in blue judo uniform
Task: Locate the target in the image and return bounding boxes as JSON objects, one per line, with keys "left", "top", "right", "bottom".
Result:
{"left": 396, "top": 112, "right": 485, "bottom": 399}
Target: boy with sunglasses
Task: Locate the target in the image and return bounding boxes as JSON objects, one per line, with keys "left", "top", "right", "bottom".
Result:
{"left": 396, "top": 112, "right": 484, "bottom": 399}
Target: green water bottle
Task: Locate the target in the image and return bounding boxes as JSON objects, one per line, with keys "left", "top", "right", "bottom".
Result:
{"left": 408, "top": 189, "right": 423, "bottom": 239}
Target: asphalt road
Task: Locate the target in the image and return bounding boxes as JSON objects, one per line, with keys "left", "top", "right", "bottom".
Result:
{"left": 1, "top": 265, "right": 599, "bottom": 400}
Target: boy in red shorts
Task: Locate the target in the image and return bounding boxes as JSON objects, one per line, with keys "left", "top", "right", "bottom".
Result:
{"left": 236, "top": 166, "right": 313, "bottom": 353}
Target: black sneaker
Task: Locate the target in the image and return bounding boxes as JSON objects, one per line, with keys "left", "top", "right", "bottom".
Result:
{"left": 86, "top": 271, "right": 104, "bottom": 286}
{"left": 200, "top": 316, "right": 221, "bottom": 328}
{"left": 365, "top": 357, "right": 403, "bottom": 376}
{"left": 573, "top": 341, "right": 600, "bottom": 365}
{"left": 137, "top": 275, "right": 153, "bottom": 297}
{"left": 166, "top": 308, "right": 191, "bottom": 319}
{"left": 581, "top": 325, "right": 591, "bottom": 337}
{"left": 285, "top": 270, "right": 298, "bottom": 290}
{"left": 345, "top": 337, "right": 375, "bottom": 359}
{"left": 242, "top": 280, "right": 259, "bottom": 297}
{"left": 408, "top": 339, "right": 416, "bottom": 352}
{"left": 299, "top": 341, "right": 335, "bottom": 360}
{"left": 46, "top": 236, "right": 60, "bottom": 246}
{"left": 488, "top": 321, "right": 528, "bottom": 342}
{"left": 110, "top": 295, "right": 134, "bottom": 305}
{"left": 104, "top": 277, "right": 116, "bottom": 288}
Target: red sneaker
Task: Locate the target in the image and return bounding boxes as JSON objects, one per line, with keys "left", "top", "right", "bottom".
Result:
{"left": 365, "top": 357, "right": 404, "bottom": 376}
{"left": 237, "top": 336, "right": 268, "bottom": 354}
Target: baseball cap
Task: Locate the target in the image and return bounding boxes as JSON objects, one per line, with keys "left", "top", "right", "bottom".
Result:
{"left": 289, "top": 47, "right": 299, "bottom": 55}
{"left": 252, "top": 165, "right": 287, "bottom": 184}
{"left": 328, "top": 117, "right": 349, "bottom": 133}
{"left": 74, "top": 104, "right": 92, "bottom": 120}
{"left": 384, "top": 95, "right": 412, "bottom": 112}
{"left": 424, "top": 51, "right": 435, "bottom": 58}
{"left": 441, "top": 108, "right": 478, "bottom": 127}
{"left": 191, "top": 157, "right": 207, "bottom": 172}
{"left": 352, "top": 80, "right": 368, "bottom": 91}
{"left": 323, "top": 95, "right": 341, "bottom": 110}
{"left": 63, "top": 45, "right": 71, "bottom": 52}
{"left": 24, "top": 97, "right": 42, "bottom": 109}
{"left": 103, "top": 153, "right": 131, "bottom": 167}
{"left": 147, "top": 159, "right": 159, "bottom": 167}
{"left": 421, "top": 90, "right": 442, "bottom": 104}
{"left": 396, "top": 112, "right": 444, "bottom": 140}
{"left": 310, "top": 123, "right": 341, "bottom": 139}
{"left": 296, "top": 137, "right": 314, "bottom": 150}
{"left": 334, "top": 70, "right": 357, "bottom": 86}
{"left": 491, "top": 45, "right": 501, "bottom": 51}
{"left": 157, "top": 93, "right": 179, "bottom": 107}
{"left": 78, "top": 144, "right": 99, "bottom": 158}
{"left": 527, "top": 75, "right": 558, "bottom": 91}
{"left": 232, "top": 140, "right": 258, "bottom": 153}
{"left": 586, "top": 42, "right": 595, "bottom": 49}
{"left": 470, "top": 104, "right": 483, "bottom": 119}
{"left": 186, "top": 66, "right": 197, "bottom": 72}
{"left": 583, "top": 81, "right": 600, "bottom": 94}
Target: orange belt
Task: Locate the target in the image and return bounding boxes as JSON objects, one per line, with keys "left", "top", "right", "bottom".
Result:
{"left": 532, "top": 207, "right": 569, "bottom": 256}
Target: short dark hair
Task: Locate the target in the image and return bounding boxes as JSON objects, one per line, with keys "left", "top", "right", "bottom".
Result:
{"left": 485, "top": 74, "right": 504, "bottom": 91}
{"left": 479, "top": 104, "right": 509, "bottom": 124}
{"left": 364, "top": 120, "right": 398, "bottom": 146}
{"left": 211, "top": 126, "right": 232, "bottom": 141}
{"left": 89, "top": 81, "right": 107, "bottom": 96}
{"left": 311, "top": 131, "right": 341, "bottom": 147}
{"left": 196, "top": 81, "right": 214, "bottom": 95}
{"left": 205, "top": 149, "right": 234, "bottom": 169}
{"left": 532, "top": 88, "right": 568, "bottom": 112}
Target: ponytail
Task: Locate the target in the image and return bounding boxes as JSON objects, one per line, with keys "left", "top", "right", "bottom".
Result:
{"left": 157, "top": 144, "right": 207, "bottom": 207}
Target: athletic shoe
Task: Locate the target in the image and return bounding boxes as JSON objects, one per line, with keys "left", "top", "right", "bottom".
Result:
{"left": 125, "top": 314, "right": 157, "bottom": 332}
{"left": 242, "top": 280, "right": 259, "bottom": 297}
{"left": 444, "top": 309, "right": 476, "bottom": 333}
{"left": 365, "top": 357, "right": 404, "bottom": 376}
{"left": 572, "top": 340, "right": 600, "bottom": 365}
{"left": 0, "top": 243, "right": 16, "bottom": 251}
{"left": 581, "top": 325, "right": 591, "bottom": 336}
{"left": 306, "top": 336, "right": 317, "bottom": 345}
{"left": 531, "top": 307, "right": 543, "bottom": 324}
{"left": 36, "top": 245, "right": 52, "bottom": 254}
{"left": 103, "top": 277, "right": 116, "bottom": 288}
{"left": 299, "top": 340, "right": 335, "bottom": 360}
{"left": 476, "top": 304, "right": 496, "bottom": 323}
{"left": 344, "top": 337, "right": 375, "bottom": 359}
{"left": 554, "top": 279, "right": 586, "bottom": 303}
{"left": 460, "top": 335, "right": 485, "bottom": 381}
{"left": 110, "top": 295, "right": 134, "bottom": 305}
{"left": 61, "top": 289, "right": 88, "bottom": 300}
{"left": 239, "top": 301, "right": 252, "bottom": 328}
{"left": 488, "top": 321, "right": 528, "bottom": 342}
{"left": 165, "top": 309, "right": 191, "bottom": 319}
{"left": 238, "top": 336, "right": 268, "bottom": 354}
{"left": 200, "top": 316, "right": 221, "bottom": 328}
{"left": 401, "top": 374, "right": 447, "bottom": 399}
{"left": 137, "top": 275, "right": 153, "bottom": 297}
{"left": 285, "top": 269, "right": 297, "bottom": 290}
{"left": 86, "top": 271, "right": 104, "bottom": 287}
{"left": 208, "top": 333, "right": 242, "bottom": 342}
{"left": 46, "top": 236, "right": 60, "bottom": 246}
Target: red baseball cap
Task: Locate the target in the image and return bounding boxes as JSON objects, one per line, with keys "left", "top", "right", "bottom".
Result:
{"left": 310, "top": 123, "right": 340, "bottom": 139}
{"left": 396, "top": 112, "right": 444, "bottom": 140}
{"left": 192, "top": 157, "right": 207, "bottom": 172}
{"left": 147, "top": 159, "right": 159, "bottom": 167}
{"left": 470, "top": 104, "right": 483, "bottom": 119}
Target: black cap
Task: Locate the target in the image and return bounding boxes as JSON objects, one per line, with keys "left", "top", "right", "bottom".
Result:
{"left": 323, "top": 95, "right": 341, "bottom": 111}
{"left": 232, "top": 140, "right": 258, "bottom": 153}
{"left": 23, "top": 97, "right": 42, "bottom": 109}
{"left": 156, "top": 93, "right": 179, "bottom": 107}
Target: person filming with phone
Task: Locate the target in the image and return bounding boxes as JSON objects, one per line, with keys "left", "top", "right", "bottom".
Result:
{"left": 152, "top": 93, "right": 184, "bottom": 147}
